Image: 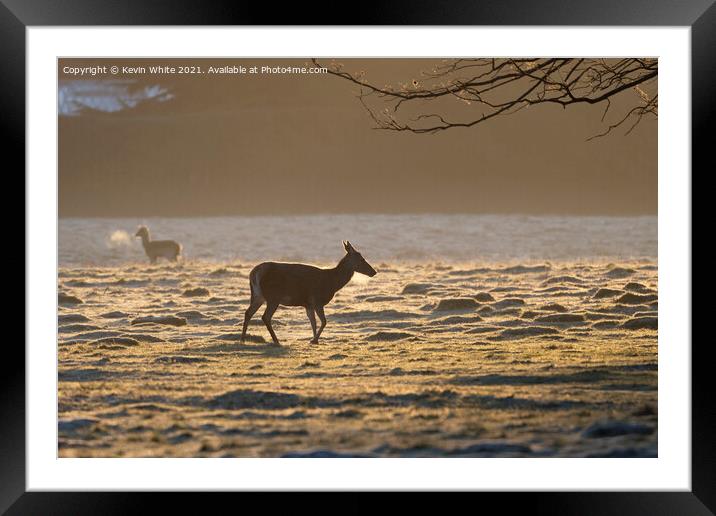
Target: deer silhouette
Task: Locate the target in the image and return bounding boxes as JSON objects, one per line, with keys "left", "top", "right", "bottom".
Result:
{"left": 135, "top": 226, "right": 182, "bottom": 264}
{"left": 240, "top": 241, "right": 377, "bottom": 346}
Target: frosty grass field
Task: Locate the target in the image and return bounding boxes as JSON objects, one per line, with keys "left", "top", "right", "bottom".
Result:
{"left": 58, "top": 215, "right": 657, "bottom": 457}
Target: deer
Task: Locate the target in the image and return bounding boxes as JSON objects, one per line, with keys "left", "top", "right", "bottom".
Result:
{"left": 134, "top": 226, "right": 182, "bottom": 264}
{"left": 240, "top": 241, "right": 377, "bottom": 347}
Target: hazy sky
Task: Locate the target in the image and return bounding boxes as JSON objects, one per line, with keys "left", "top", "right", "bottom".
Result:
{"left": 58, "top": 58, "right": 657, "bottom": 217}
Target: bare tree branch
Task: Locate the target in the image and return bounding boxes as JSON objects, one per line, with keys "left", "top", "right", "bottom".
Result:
{"left": 313, "top": 58, "right": 657, "bottom": 138}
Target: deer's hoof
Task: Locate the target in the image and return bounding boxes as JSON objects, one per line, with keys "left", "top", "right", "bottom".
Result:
{"left": 310, "top": 338, "right": 319, "bottom": 344}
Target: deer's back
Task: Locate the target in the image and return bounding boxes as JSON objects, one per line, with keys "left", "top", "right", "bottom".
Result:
{"left": 252, "top": 262, "right": 330, "bottom": 307}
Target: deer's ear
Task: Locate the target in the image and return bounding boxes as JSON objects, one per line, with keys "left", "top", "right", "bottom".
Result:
{"left": 343, "top": 240, "right": 349, "bottom": 252}
{"left": 345, "top": 241, "right": 355, "bottom": 253}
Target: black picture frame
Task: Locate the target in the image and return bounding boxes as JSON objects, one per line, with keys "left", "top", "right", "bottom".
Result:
{"left": 6, "top": 0, "right": 708, "bottom": 512}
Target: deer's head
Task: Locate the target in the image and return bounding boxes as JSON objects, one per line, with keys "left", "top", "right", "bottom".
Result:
{"left": 343, "top": 240, "right": 377, "bottom": 277}
{"left": 135, "top": 226, "right": 149, "bottom": 239}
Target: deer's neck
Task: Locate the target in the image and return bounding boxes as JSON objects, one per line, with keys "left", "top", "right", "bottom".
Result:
{"left": 139, "top": 234, "right": 150, "bottom": 248}
{"left": 328, "top": 256, "right": 354, "bottom": 295}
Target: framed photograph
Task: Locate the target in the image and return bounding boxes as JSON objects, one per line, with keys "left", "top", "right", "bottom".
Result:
{"left": 9, "top": 0, "right": 708, "bottom": 511}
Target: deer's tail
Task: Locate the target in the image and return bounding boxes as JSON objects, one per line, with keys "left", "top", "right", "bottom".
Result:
{"left": 249, "top": 264, "right": 265, "bottom": 301}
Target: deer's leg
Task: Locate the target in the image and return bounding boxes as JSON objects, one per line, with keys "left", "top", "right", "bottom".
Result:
{"left": 241, "top": 297, "right": 264, "bottom": 343}
{"left": 306, "top": 306, "right": 318, "bottom": 343}
{"left": 262, "top": 302, "right": 281, "bottom": 346}
{"left": 315, "top": 306, "right": 327, "bottom": 342}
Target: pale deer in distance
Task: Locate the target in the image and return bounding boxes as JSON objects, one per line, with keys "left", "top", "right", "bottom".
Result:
{"left": 240, "top": 241, "right": 378, "bottom": 346}
{"left": 135, "top": 226, "right": 182, "bottom": 264}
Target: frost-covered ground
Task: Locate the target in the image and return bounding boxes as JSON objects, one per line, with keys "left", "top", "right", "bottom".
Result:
{"left": 58, "top": 258, "right": 657, "bottom": 458}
